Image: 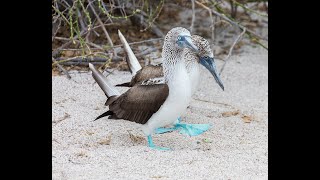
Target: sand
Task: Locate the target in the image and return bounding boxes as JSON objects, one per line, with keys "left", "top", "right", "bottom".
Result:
{"left": 52, "top": 47, "right": 268, "bottom": 179}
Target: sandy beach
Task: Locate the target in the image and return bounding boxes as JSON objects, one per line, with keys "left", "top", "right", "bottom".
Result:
{"left": 52, "top": 46, "right": 268, "bottom": 179}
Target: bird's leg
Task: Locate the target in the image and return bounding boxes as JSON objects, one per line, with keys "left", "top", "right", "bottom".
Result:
{"left": 147, "top": 135, "right": 170, "bottom": 150}
{"left": 154, "top": 117, "right": 182, "bottom": 134}
{"left": 177, "top": 116, "right": 182, "bottom": 123}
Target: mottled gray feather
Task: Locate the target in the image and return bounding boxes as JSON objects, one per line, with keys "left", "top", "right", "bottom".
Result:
{"left": 116, "top": 65, "right": 163, "bottom": 87}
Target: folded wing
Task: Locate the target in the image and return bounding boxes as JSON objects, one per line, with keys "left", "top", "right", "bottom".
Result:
{"left": 104, "top": 84, "right": 169, "bottom": 124}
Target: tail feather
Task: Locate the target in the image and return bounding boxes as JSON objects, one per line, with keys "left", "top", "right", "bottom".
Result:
{"left": 118, "top": 30, "right": 142, "bottom": 75}
{"left": 89, "top": 63, "right": 120, "bottom": 98}
{"left": 115, "top": 82, "right": 131, "bottom": 87}
{"left": 94, "top": 111, "right": 114, "bottom": 121}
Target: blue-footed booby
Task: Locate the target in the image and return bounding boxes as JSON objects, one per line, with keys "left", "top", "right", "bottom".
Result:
{"left": 90, "top": 27, "right": 199, "bottom": 150}
{"left": 115, "top": 30, "right": 224, "bottom": 136}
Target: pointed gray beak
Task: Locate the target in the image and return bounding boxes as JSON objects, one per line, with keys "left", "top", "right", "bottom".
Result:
{"left": 200, "top": 57, "right": 224, "bottom": 91}
{"left": 183, "top": 36, "right": 199, "bottom": 53}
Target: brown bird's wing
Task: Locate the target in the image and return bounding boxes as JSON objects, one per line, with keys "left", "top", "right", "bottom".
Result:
{"left": 105, "top": 84, "right": 169, "bottom": 124}
{"left": 116, "top": 65, "right": 164, "bottom": 87}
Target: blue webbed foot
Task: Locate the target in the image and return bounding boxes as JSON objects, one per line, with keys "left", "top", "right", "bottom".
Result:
{"left": 175, "top": 117, "right": 211, "bottom": 136}
{"left": 154, "top": 127, "right": 179, "bottom": 134}
{"left": 147, "top": 135, "right": 170, "bottom": 151}
{"left": 155, "top": 116, "right": 211, "bottom": 136}
{"left": 175, "top": 123, "right": 211, "bottom": 136}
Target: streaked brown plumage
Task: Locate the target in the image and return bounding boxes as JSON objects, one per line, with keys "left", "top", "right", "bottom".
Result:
{"left": 102, "top": 84, "right": 169, "bottom": 124}
{"left": 116, "top": 65, "right": 163, "bottom": 87}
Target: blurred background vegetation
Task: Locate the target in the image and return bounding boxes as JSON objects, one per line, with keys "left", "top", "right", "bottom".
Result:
{"left": 52, "top": 0, "right": 268, "bottom": 77}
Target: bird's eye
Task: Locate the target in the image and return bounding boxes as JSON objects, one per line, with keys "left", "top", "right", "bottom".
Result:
{"left": 204, "top": 56, "right": 208, "bottom": 59}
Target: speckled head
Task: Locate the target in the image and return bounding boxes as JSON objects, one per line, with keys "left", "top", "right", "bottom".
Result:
{"left": 163, "top": 27, "right": 198, "bottom": 56}
{"left": 189, "top": 35, "right": 225, "bottom": 91}
{"left": 191, "top": 35, "right": 213, "bottom": 59}
{"left": 162, "top": 27, "right": 199, "bottom": 83}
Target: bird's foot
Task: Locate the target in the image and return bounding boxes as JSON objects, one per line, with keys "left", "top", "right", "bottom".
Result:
{"left": 175, "top": 123, "right": 211, "bottom": 136}
{"left": 154, "top": 127, "right": 179, "bottom": 134}
{"left": 154, "top": 117, "right": 211, "bottom": 136}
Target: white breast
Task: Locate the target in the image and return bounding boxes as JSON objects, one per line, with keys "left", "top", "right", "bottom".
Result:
{"left": 141, "top": 61, "right": 192, "bottom": 136}
{"left": 187, "top": 62, "right": 200, "bottom": 95}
